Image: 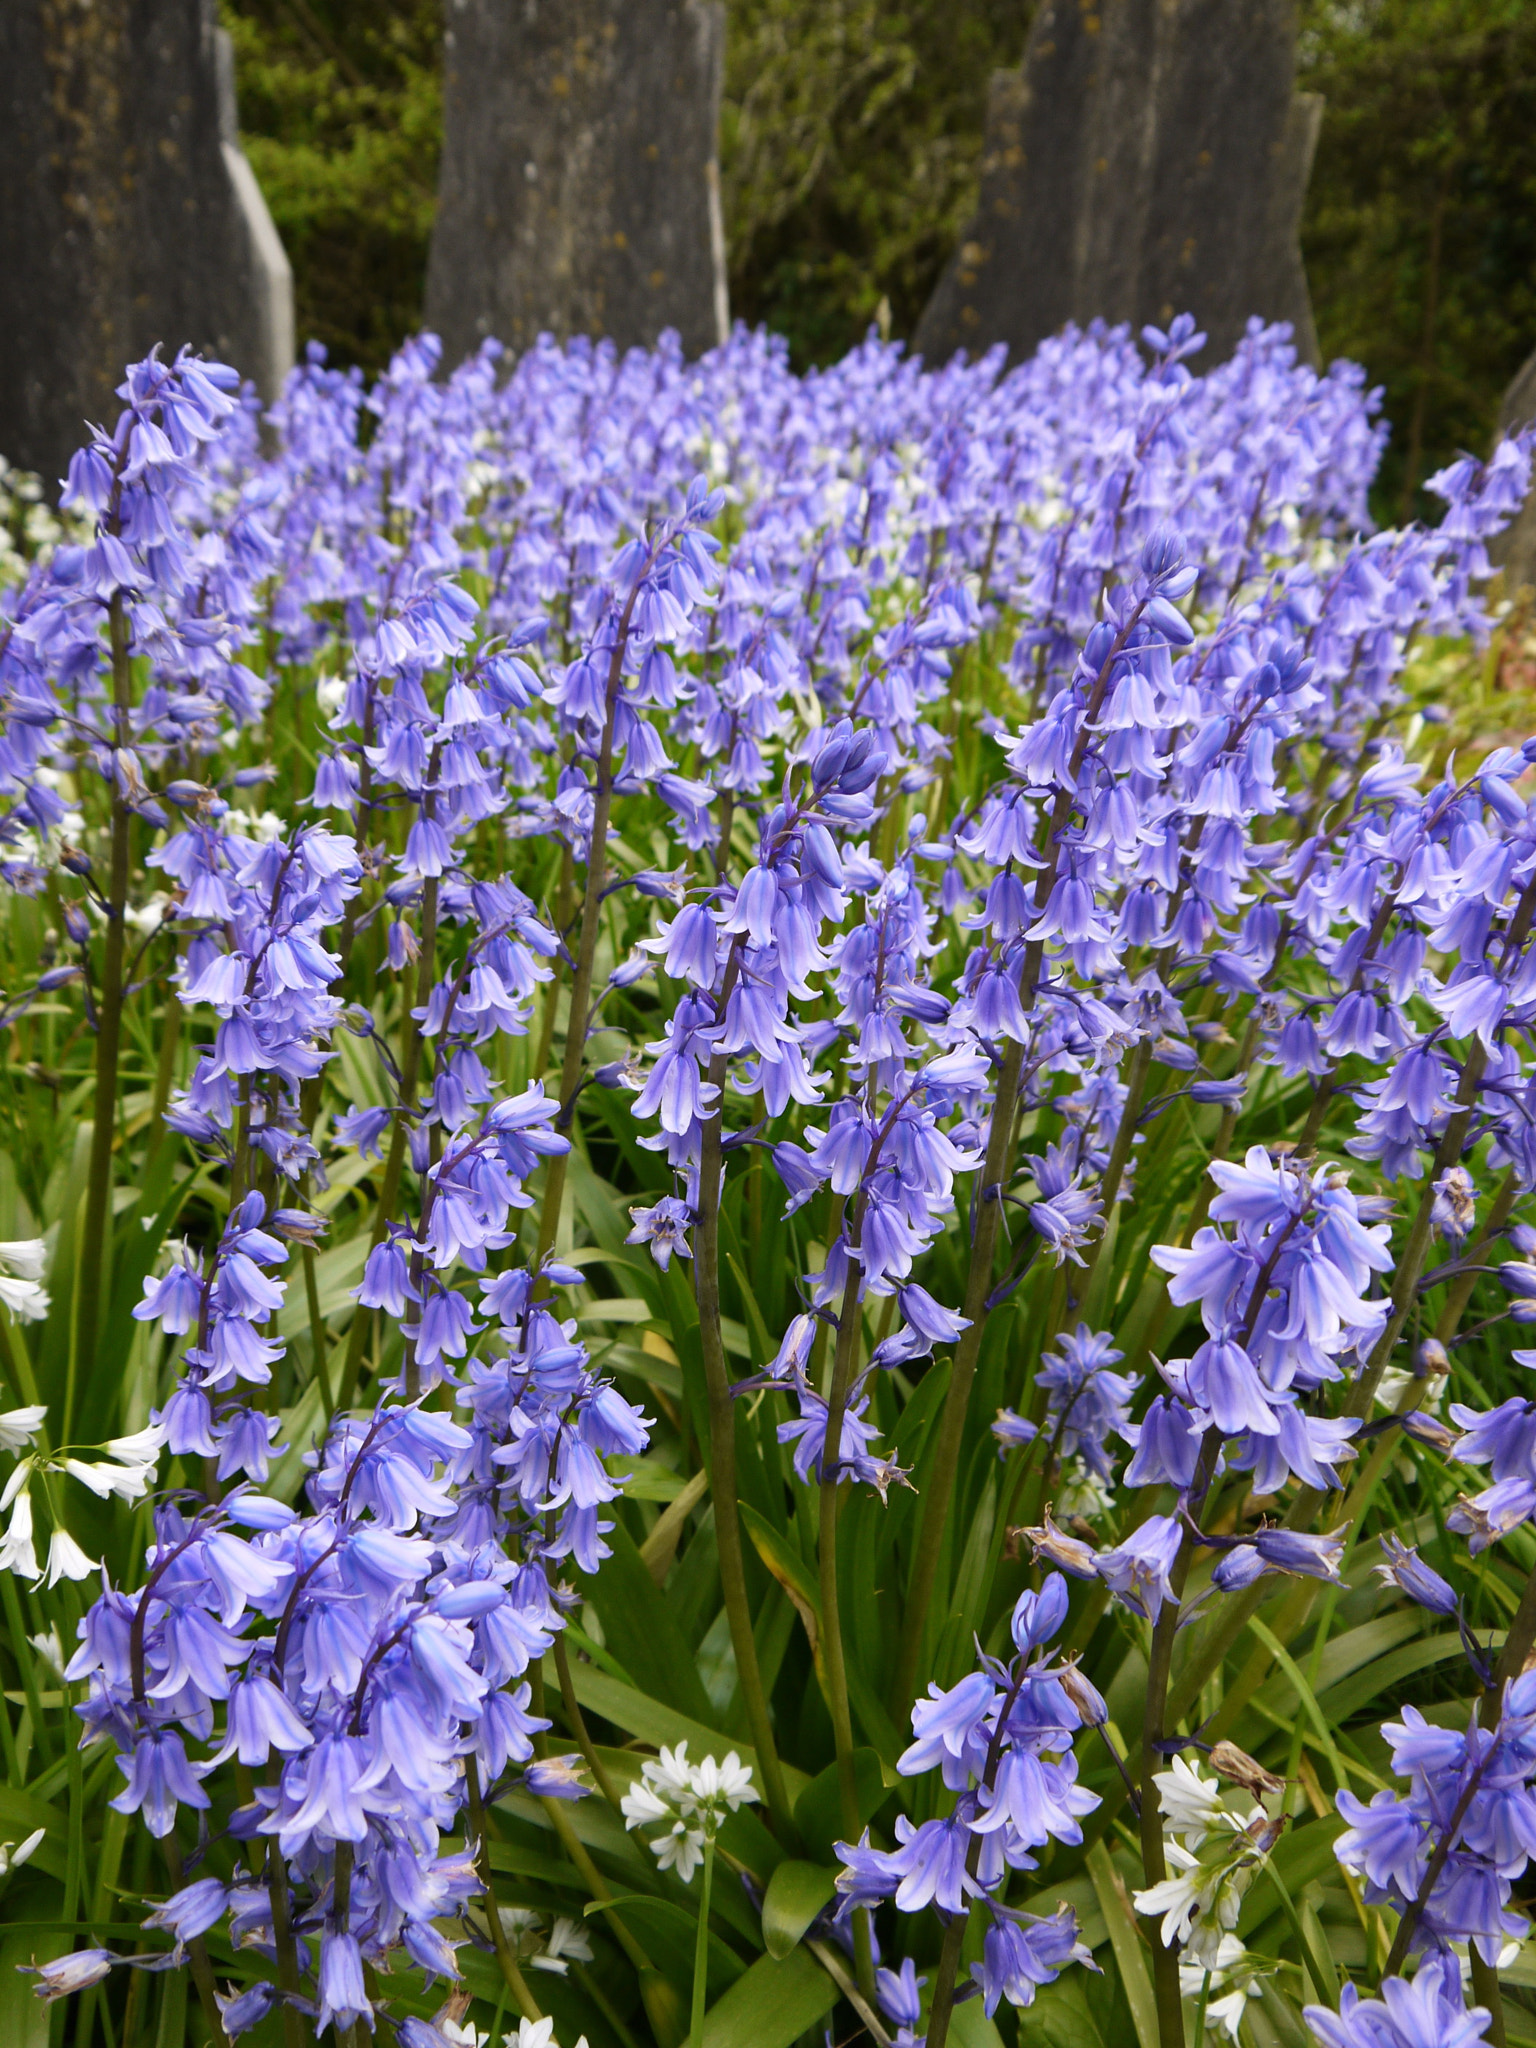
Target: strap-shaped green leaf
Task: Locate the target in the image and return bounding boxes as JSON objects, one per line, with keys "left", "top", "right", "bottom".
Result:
{"left": 760, "top": 1858, "right": 836, "bottom": 1959}
{"left": 699, "top": 1946, "right": 838, "bottom": 2048}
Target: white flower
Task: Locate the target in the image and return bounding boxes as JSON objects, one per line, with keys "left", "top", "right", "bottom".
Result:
{"left": 42, "top": 1529, "right": 98, "bottom": 1588}
{"left": 0, "top": 1405, "right": 48, "bottom": 1453}
{"left": 652, "top": 1820, "right": 707, "bottom": 1883}
{"left": 509, "top": 2020, "right": 589, "bottom": 2048}
{"left": 1152, "top": 1755, "right": 1228, "bottom": 1844}
{"left": 531, "top": 1916, "right": 594, "bottom": 1975}
{"left": 124, "top": 894, "right": 172, "bottom": 934}
{"left": 0, "top": 1827, "right": 45, "bottom": 1875}
{"left": 1180, "top": 1935, "right": 1262, "bottom": 2043}
{"left": 0, "top": 1491, "right": 38, "bottom": 1580}
{"left": 60, "top": 1457, "right": 155, "bottom": 1503}
{"left": 439, "top": 2023, "right": 487, "bottom": 2048}
{"left": 28, "top": 1628, "right": 65, "bottom": 1680}
{"left": 0, "top": 1275, "right": 49, "bottom": 1323}
{"left": 620, "top": 1778, "right": 670, "bottom": 1830}
{"left": 0, "top": 1241, "right": 47, "bottom": 1282}
{"left": 1136, "top": 1844, "right": 1252, "bottom": 1961}
{"left": 691, "top": 1749, "right": 758, "bottom": 1814}
{"left": 623, "top": 1741, "right": 759, "bottom": 1877}
{"left": 649, "top": 1742, "right": 698, "bottom": 1803}
{"left": 102, "top": 1424, "right": 167, "bottom": 1466}
{"left": 1135, "top": 1841, "right": 1205, "bottom": 1948}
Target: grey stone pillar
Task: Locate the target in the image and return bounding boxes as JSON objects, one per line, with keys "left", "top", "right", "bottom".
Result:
{"left": 915, "top": 0, "right": 1320, "bottom": 370}
{"left": 425, "top": 0, "right": 728, "bottom": 367}
{"left": 1490, "top": 349, "right": 1536, "bottom": 594}
{"left": 0, "top": 0, "right": 294, "bottom": 487}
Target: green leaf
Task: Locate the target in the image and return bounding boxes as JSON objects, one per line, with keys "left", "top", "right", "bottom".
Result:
{"left": 724, "top": 1251, "right": 776, "bottom": 1368}
{"left": 582, "top": 1896, "right": 744, "bottom": 1998}
{"left": 274, "top": 1234, "right": 368, "bottom": 1336}
{"left": 792, "top": 1749, "right": 889, "bottom": 1864}
{"left": 950, "top": 2002, "right": 1007, "bottom": 2048}
{"left": 1315, "top": 1633, "right": 1467, "bottom": 1723}
{"left": 579, "top": 1518, "right": 721, "bottom": 1728}
{"left": 1085, "top": 1842, "right": 1157, "bottom": 2048}
{"left": 0, "top": 1927, "right": 58, "bottom": 2048}
{"left": 1015, "top": 1968, "right": 1108, "bottom": 2048}
{"left": 700, "top": 1946, "right": 838, "bottom": 2048}
{"left": 557, "top": 1658, "right": 811, "bottom": 1821}
{"left": 739, "top": 1497, "right": 822, "bottom": 1663}
{"left": 0, "top": 1791, "right": 66, "bottom": 1882}
{"left": 760, "top": 1859, "right": 836, "bottom": 1960}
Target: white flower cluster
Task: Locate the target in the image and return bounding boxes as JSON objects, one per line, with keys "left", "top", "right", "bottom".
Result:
{"left": 443, "top": 2018, "right": 589, "bottom": 2048}
{"left": 0, "top": 1239, "right": 49, "bottom": 1325}
{"left": 620, "top": 1742, "right": 759, "bottom": 1882}
{"left": 0, "top": 458, "right": 77, "bottom": 589}
{"left": 0, "top": 1395, "right": 165, "bottom": 1587}
{"left": 495, "top": 1908, "right": 594, "bottom": 1977}
{"left": 1133, "top": 1754, "right": 1280, "bottom": 1990}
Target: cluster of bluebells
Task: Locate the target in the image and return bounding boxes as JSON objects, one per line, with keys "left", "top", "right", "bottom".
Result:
{"left": 833, "top": 1577, "right": 1098, "bottom": 2020}
{"left": 68, "top": 1216, "right": 653, "bottom": 2037}
{"left": 1332, "top": 1606, "right": 1536, "bottom": 1971}
{"left": 1, "top": 300, "right": 1535, "bottom": 2045}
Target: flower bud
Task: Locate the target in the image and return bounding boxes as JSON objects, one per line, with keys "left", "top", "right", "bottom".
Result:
{"left": 1209, "top": 1741, "right": 1286, "bottom": 1800}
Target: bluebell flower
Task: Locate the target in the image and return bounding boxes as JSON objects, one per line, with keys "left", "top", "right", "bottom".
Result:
{"left": 1304, "top": 1956, "right": 1491, "bottom": 2048}
{"left": 972, "top": 1902, "right": 1095, "bottom": 2017}
{"left": 1095, "top": 1516, "right": 1183, "bottom": 1622}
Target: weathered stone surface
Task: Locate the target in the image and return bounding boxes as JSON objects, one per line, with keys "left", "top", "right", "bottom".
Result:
{"left": 425, "top": 0, "right": 728, "bottom": 367}
{"left": 1489, "top": 347, "right": 1536, "bottom": 593}
{"left": 915, "top": 0, "right": 1319, "bottom": 369}
{"left": 0, "top": 0, "right": 293, "bottom": 487}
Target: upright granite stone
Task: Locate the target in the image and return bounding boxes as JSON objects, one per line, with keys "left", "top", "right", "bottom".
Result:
{"left": 1489, "top": 348, "right": 1536, "bottom": 595}
{"left": 0, "top": 0, "right": 293, "bottom": 487}
{"left": 915, "top": 0, "right": 1320, "bottom": 369}
{"left": 425, "top": 0, "right": 728, "bottom": 366}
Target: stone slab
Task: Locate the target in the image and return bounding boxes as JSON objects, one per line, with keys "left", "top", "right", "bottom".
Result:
{"left": 1489, "top": 347, "right": 1536, "bottom": 593}
{"left": 0, "top": 0, "right": 293, "bottom": 487}
{"left": 425, "top": 0, "right": 728, "bottom": 366}
{"left": 915, "top": 0, "right": 1319, "bottom": 369}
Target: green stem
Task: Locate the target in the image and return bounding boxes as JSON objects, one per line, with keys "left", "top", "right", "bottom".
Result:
{"left": 894, "top": 605, "right": 1144, "bottom": 1710}
{"left": 1470, "top": 1950, "right": 1508, "bottom": 2048}
{"left": 533, "top": 843, "right": 576, "bottom": 1080}
{"left": 76, "top": 590, "right": 135, "bottom": 1419}
{"left": 690, "top": 960, "right": 796, "bottom": 1845}
{"left": 1192, "top": 1969, "right": 1211, "bottom": 2048}
{"left": 819, "top": 1256, "right": 876, "bottom": 1998}
{"left": 265, "top": 1844, "right": 307, "bottom": 2048}
{"left": 334, "top": 881, "right": 437, "bottom": 1413}
{"left": 160, "top": 1834, "right": 230, "bottom": 2048}
{"left": 540, "top": 1784, "right": 654, "bottom": 1973}
{"left": 1140, "top": 1589, "right": 1194, "bottom": 2048}
{"left": 892, "top": 1034, "right": 1023, "bottom": 1709}
{"left": 690, "top": 1836, "right": 715, "bottom": 2048}
{"left": 536, "top": 579, "right": 645, "bottom": 1264}
{"left": 1068, "top": 1037, "right": 1152, "bottom": 1315}
{"left": 332, "top": 1841, "right": 360, "bottom": 2048}
{"left": 924, "top": 1909, "right": 968, "bottom": 2048}
{"left": 466, "top": 1757, "right": 544, "bottom": 2022}
{"left": 301, "top": 1240, "right": 334, "bottom": 1418}
{"left": 551, "top": 1633, "right": 621, "bottom": 1808}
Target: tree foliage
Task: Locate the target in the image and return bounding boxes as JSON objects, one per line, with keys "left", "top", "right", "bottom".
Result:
{"left": 1299, "top": 0, "right": 1536, "bottom": 520}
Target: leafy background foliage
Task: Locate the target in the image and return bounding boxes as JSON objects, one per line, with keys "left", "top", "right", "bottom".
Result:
{"left": 222, "top": 0, "right": 1536, "bottom": 521}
